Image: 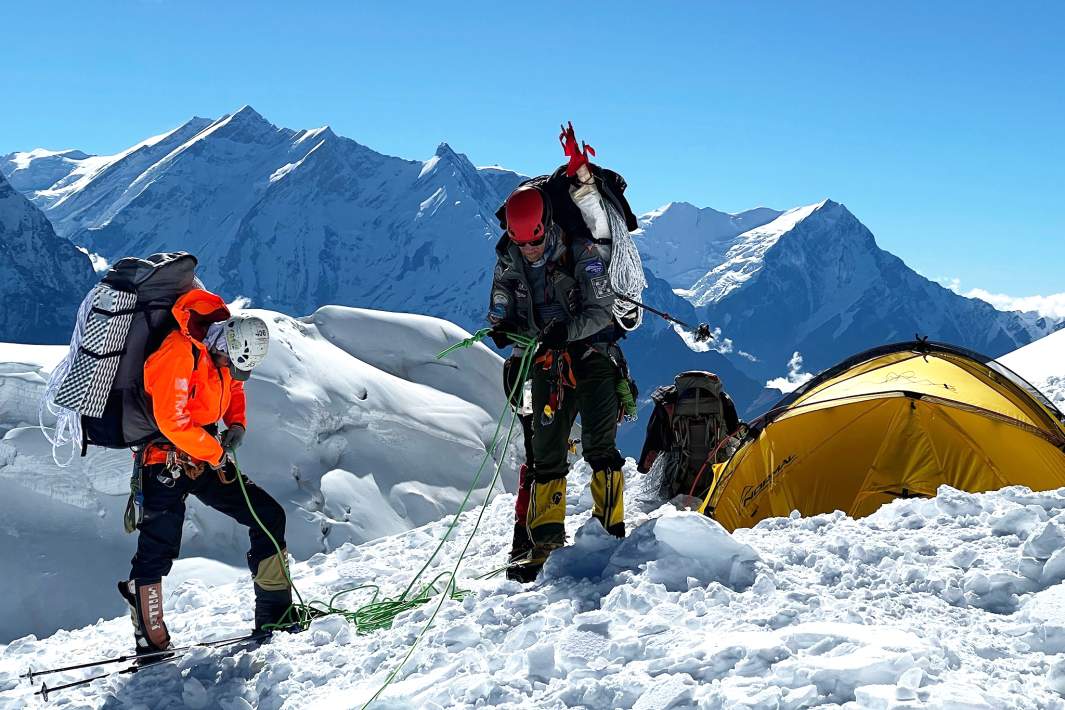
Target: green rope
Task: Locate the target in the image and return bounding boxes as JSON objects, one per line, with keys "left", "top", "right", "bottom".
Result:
{"left": 360, "top": 333, "right": 536, "bottom": 708}
{"left": 232, "top": 454, "right": 315, "bottom": 630}
{"left": 230, "top": 329, "right": 537, "bottom": 706}
{"left": 435, "top": 327, "right": 492, "bottom": 360}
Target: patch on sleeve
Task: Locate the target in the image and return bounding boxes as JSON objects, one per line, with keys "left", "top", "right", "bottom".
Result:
{"left": 584, "top": 259, "right": 606, "bottom": 276}
{"left": 492, "top": 291, "right": 510, "bottom": 307}
{"left": 590, "top": 275, "right": 611, "bottom": 299}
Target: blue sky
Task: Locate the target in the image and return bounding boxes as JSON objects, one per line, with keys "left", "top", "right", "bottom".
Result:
{"left": 2, "top": 1, "right": 1062, "bottom": 304}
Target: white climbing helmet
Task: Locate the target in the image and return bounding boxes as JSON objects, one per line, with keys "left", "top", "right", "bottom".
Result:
{"left": 224, "top": 314, "right": 269, "bottom": 380}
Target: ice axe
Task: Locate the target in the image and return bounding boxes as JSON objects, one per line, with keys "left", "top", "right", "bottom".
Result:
{"left": 612, "top": 291, "right": 713, "bottom": 342}
{"left": 559, "top": 121, "right": 595, "bottom": 177}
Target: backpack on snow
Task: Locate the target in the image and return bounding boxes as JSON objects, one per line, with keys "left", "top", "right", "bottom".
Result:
{"left": 637, "top": 371, "right": 737, "bottom": 501}
{"left": 44, "top": 252, "right": 200, "bottom": 459}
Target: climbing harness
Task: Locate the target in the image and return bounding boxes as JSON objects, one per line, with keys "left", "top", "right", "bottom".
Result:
{"left": 534, "top": 347, "right": 576, "bottom": 427}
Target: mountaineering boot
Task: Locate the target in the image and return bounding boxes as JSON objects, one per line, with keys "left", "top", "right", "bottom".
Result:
{"left": 252, "top": 549, "right": 294, "bottom": 633}
{"left": 117, "top": 579, "right": 173, "bottom": 662}
{"left": 506, "top": 541, "right": 564, "bottom": 583}
{"left": 591, "top": 469, "right": 625, "bottom": 538}
{"left": 527, "top": 478, "right": 567, "bottom": 547}
{"left": 508, "top": 477, "right": 568, "bottom": 582}
{"left": 253, "top": 585, "right": 295, "bottom": 634}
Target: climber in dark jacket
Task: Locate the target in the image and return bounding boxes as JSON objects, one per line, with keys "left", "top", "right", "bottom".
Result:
{"left": 486, "top": 144, "right": 640, "bottom": 580}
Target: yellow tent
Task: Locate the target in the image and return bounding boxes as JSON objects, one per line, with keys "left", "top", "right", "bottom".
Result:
{"left": 700, "top": 341, "right": 1065, "bottom": 531}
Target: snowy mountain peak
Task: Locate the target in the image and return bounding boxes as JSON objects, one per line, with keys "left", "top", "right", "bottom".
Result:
{"left": 434, "top": 141, "right": 458, "bottom": 158}
{"left": 228, "top": 104, "right": 268, "bottom": 124}
{"left": 418, "top": 142, "right": 487, "bottom": 196}
{"left": 199, "top": 105, "right": 280, "bottom": 144}
{"left": 686, "top": 197, "right": 1055, "bottom": 381}
{"left": 684, "top": 199, "right": 858, "bottom": 306}
{"left": 634, "top": 201, "right": 784, "bottom": 289}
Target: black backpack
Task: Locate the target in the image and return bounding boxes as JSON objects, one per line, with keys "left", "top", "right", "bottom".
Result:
{"left": 638, "top": 371, "right": 738, "bottom": 500}
{"left": 51, "top": 252, "right": 199, "bottom": 452}
{"left": 672, "top": 372, "right": 728, "bottom": 491}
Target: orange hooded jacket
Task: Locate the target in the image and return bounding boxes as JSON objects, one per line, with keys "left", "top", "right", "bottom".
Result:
{"left": 143, "top": 289, "right": 247, "bottom": 466}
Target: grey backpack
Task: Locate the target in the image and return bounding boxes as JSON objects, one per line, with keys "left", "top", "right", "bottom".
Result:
{"left": 666, "top": 371, "right": 730, "bottom": 499}
{"left": 46, "top": 252, "right": 200, "bottom": 454}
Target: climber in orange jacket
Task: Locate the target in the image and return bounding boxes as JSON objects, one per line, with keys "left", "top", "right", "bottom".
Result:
{"left": 118, "top": 288, "right": 289, "bottom": 658}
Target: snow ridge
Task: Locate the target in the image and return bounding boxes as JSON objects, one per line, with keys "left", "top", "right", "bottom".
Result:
{"left": 0, "top": 305, "right": 521, "bottom": 643}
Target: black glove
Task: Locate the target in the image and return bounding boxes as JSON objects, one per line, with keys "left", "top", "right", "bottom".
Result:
{"left": 221, "top": 424, "right": 246, "bottom": 451}
{"left": 540, "top": 320, "right": 569, "bottom": 349}
{"left": 488, "top": 323, "right": 515, "bottom": 349}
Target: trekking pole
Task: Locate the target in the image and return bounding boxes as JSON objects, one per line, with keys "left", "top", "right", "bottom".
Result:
{"left": 35, "top": 666, "right": 139, "bottom": 701}
{"left": 28, "top": 631, "right": 268, "bottom": 700}
{"left": 21, "top": 630, "right": 268, "bottom": 682}
{"left": 612, "top": 292, "right": 713, "bottom": 342}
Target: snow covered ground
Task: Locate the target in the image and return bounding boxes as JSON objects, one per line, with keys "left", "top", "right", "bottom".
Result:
{"left": 6, "top": 462, "right": 1065, "bottom": 708}
{"left": 1, "top": 328, "right": 1061, "bottom": 708}
{"left": 0, "top": 307, "right": 520, "bottom": 643}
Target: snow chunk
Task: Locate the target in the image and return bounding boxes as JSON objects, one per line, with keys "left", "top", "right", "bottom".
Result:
{"left": 632, "top": 673, "right": 694, "bottom": 709}
{"left": 1023, "top": 521, "right": 1065, "bottom": 560}
{"left": 182, "top": 677, "right": 209, "bottom": 709}
{"left": 308, "top": 614, "right": 352, "bottom": 645}
{"left": 1049, "top": 658, "right": 1065, "bottom": 697}
{"left": 526, "top": 641, "right": 560, "bottom": 681}
{"left": 607, "top": 510, "right": 760, "bottom": 591}
{"left": 991, "top": 506, "right": 1043, "bottom": 537}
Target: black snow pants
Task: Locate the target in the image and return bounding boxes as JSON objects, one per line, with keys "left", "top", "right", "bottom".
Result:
{"left": 130, "top": 460, "right": 287, "bottom": 583}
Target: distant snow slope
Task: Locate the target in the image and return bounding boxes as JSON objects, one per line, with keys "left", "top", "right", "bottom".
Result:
{"left": 1001, "top": 327, "right": 1065, "bottom": 410}
{"left": 7, "top": 462, "right": 1065, "bottom": 708}
{"left": 0, "top": 306, "right": 521, "bottom": 643}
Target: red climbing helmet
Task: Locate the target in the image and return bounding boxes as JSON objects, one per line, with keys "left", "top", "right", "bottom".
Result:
{"left": 505, "top": 186, "right": 553, "bottom": 245}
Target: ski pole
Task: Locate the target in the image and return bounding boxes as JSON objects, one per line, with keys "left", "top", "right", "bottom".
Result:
{"left": 36, "top": 665, "right": 139, "bottom": 701}
{"left": 612, "top": 292, "right": 713, "bottom": 342}
{"left": 30, "top": 631, "right": 268, "bottom": 700}
{"left": 21, "top": 630, "right": 268, "bottom": 682}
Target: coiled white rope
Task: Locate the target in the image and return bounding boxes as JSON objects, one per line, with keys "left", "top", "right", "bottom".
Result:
{"left": 39, "top": 289, "right": 94, "bottom": 467}
{"left": 605, "top": 200, "right": 646, "bottom": 330}
{"left": 570, "top": 171, "right": 647, "bottom": 331}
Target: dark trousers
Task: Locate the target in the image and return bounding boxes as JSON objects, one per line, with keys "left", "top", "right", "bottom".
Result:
{"left": 531, "top": 348, "right": 623, "bottom": 482}
{"left": 527, "top": 348, "right": 625, "bottom": 545}
{"left": 130, "top": 461, "right": 287, "bottom": 582}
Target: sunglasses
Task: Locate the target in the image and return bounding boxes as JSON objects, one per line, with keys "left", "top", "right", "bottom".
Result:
{"left": 517, "top": 236, "right": 547, "bottom": 248}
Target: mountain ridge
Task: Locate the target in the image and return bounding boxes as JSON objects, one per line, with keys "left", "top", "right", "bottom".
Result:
{"left": 2, "top": 107, "right": 1055, "bottom": 407}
